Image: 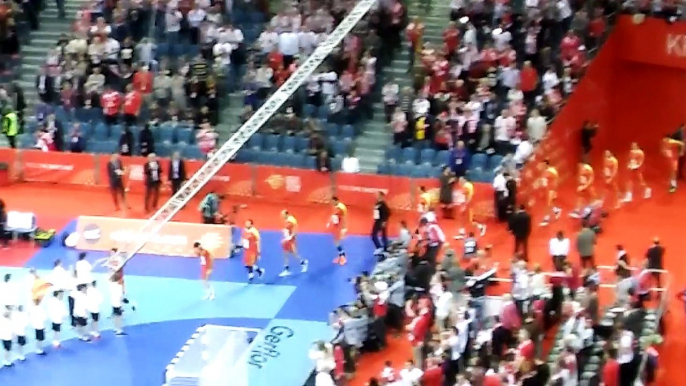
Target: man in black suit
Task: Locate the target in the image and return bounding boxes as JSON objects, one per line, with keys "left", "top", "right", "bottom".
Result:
{"left": 645, "top": 237, "right": 665, "bottom": 287}
{"left": 107, "top": 153, "right": 128, "bottom": 211}
{"left": 144, "top": 153, "right": 162, "bottom": 212}
{"left": 35, "top": 67, "right": 54, "bottom": 104}
{"left": 168, "top": 151, "right": 187, "bottom": 195}
{"left": 371, "top": 191, "right": 391, "bottom": 254}
{"left": 508, "top": 205, "right": 531, "bottom": 261}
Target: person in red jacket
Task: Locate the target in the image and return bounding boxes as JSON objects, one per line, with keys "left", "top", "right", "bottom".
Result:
{"left": 133, "top": 65, "right": 153, "bottom": 96}
{"left": 519, "top": 61, "right": 538, "bottom": 106}
{"left": 123, "top": 84, "right": 142, "bottom": 127}
{"left": 407, "top": 303, "right": 431, "bottom": 368}
{"left": 443, "top": 21, "right": 460, "bottom": 60}
{"left": 421, "top": 357, "right": 443, "bottom": 386}
{"left": 101, "top": 86, "right": 121, "bottom": 126}
{"left": 601, "top": 347, "right": 620, "bottom": 386}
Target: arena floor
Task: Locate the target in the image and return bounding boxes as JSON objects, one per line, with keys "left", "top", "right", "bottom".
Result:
{"left": 0, "top": 180, "right": 682, "bottom": 386}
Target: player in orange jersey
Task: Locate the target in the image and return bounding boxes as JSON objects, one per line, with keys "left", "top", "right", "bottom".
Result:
{"left": 454, "top": 177, "right": 486, "bottom": 239}
{"left": 278, "top": 210, "right": 308, "bottom": 277}
{"left": 663, "top": 135, "right": 684, "bottom": 192}
{"left": 624, "top": 142, "right": 650, "bottom": 202}
{"left": 538, "top": 159, "right": 561, "bottom": 226}
{"left": 327, "top": 196, "right": 348, "bottom": 265}
{"left": 570, "top": 163, "right": 596, "bottom": 218}
{"left": 241, "top": 220, "right": 265, "bottom": 282}
{"left": 193, "top": 242, "right": 215, "bottom": 300}
{"left": 602, "top": 150, "right": 621, "bottom": 209}
{"left": 417, "top": 186, "right": 436, "bottom": 223}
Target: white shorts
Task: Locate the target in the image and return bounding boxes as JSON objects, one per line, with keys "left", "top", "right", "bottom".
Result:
{"left": 421, "top": 211, "right": 437, "bottom": 223}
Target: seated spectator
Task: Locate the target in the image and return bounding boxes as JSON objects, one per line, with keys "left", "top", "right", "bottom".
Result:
{"left": 139, "top": 124, "right": 155, "bottom": 157}
{"left": 196, "top": 123, "right": 218, "bottom": 157}
{"left": 34, "top": 129, "right": 55, "bottom": 152}
{"left": 316, "top": 151, "right": 331, "bottom": 173}
{"left": 68, "top": 124, "right": 86, "bottom": 153}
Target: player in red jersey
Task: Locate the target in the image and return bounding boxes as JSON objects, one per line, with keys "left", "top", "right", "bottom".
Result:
{"left": 624, "top": 142, "right": 650, "bottom": 202}
{"left": 327, "top": 197, "right": 348, "bottom": 265}
{"left": 226, "top": 204, "right": 247, "bottom": 257}
{"left": 242, "top": 220, "right": 265, "bottom": 282}
{"left": 278, "top": 210, "right": 308, "bottom": 277}
{"left": 193, "top": 242, "right": 214, "bottom": 300}
{"left": 663, "top": 135, "right": 684, "bottom": 193}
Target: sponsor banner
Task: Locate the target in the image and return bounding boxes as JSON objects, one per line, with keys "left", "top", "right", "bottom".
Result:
{"left": 334, "top": 173, "right": 394, "bottom": 209}
{"left": 254, "top": 166, "right": 332, "bottom": 204}
{"left": 186, "top": 161, "right": 254, "bottom": 197}
{"left": 22, "top": 150, "right": 96, "bottom": 184}
{"left": 416, "top": 178, "right": 495, "bottom": 220}
{"left": 74, "top": 215, "right": 233, "bottom": 258}
{"left": 616, "top": 16, "right": 686, "bottom": 70}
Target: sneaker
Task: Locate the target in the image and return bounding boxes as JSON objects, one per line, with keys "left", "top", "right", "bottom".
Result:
{"left": 279, "top": 269, "right": 291, "bottom": 278}
{"left": 553, "top": 208, "right": 562, "bottom": 219}
{"left": 300, "top": 260, "right": 309, "bottom": 273}
{"left": 36, "top": 350, "right": 45, "bottom": 356}
{"left": 338, "top": 255, "right": 347, "bottom": 266}
{"left": 644, "top": 188, "right": 651, "bottom": 199}
{"left": 79, "top": 337, "right": 91, "bottom": 342}
{"left": 52, "top": 341, "right": 60, "bottom": 349}
{"left": 248, "top": 273, "right": 255, "bottom": 282}
{"left": 115, "top": 331, "right": 127, "bottom": 336}
{"left": 3, "top": 361, "right": 13, "bottom": 367}
{"left": 478, "top": 224, "right": 487, "bottom": 237}
{"left": 208, "top": 292, "right": 215, "bottom": 301}
{"left": 18, "top": 356, "right": 26, "bottom": 362}
{"left": 623, "top": 193, "right": 633, "bottom": 203}
{"left": 569, "top": 211, "right": 581, "bottom": 218}
{"left": 373, "top": 248, "right": 383, "bottom": 255}
{"left": 540, "top": 216, "right": 550, "bottom": 227}
{"left": 258, "top": 268, "right": 265, "bottom": 278}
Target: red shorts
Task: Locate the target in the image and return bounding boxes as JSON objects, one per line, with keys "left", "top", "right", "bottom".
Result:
{"left": 243, "top": 252, "right": 257, "bottom": 267}
{"left": 331, "top": 227, "right": 344, "bottom": 242}
{"left": 579, "top": 187, "right": 595, "bottom": 200}
{"left": 282, "top": 238, "right": 296, "bottom": 253}
{"left": 201, "top": 265, "right": 212, "bottom": 280}
{"left": 629, "top": 168, "right": 643, "bottom": 179}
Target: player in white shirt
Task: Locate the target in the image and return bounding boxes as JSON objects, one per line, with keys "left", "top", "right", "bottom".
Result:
{"left": 49, "top": 259, "right": 70, "bottom": 291}
{"left": 398, "top": 360, "right": 423, "bottom": 385}
{"left": 0, "top": 274, "right": 17, "bottom": 310}
{"left": 109, "top": 276, "right": 126, "bottom": 335}
{"left": 75, "top": 252, "right": 93, "bottom": 286}
{"left": 66, "top": 269, "right": 78, "bottom": 328}
{"left": 0, "top": 310, "right": 14, "bottom": 367}
{"left": 72, "top": 285, "right": 91, "bottom": 342}
{"left": 47, "top": 291, "right": 67, "bottom": 348}
{"left": 29, "top": 299, "right": 46, "bottom": 355}
{"left": 86, "top": 281, "right": 103, "bottom": 339}
{"left": 12, "top": 306, "right": 28, "bottom": 361}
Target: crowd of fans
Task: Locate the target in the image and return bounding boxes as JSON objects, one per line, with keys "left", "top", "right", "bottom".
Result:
{"left": 380, "top": 1, "right": 613, "bottom": 181}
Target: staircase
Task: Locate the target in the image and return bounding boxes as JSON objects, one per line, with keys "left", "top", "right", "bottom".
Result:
{"left": 19, "top": 0, "right": 88, "bottom": 110}
{"left": 354, "top": 0, "right": 449, "bottom": 173}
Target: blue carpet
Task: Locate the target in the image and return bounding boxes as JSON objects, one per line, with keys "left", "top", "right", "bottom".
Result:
{"left": 0, "top": 218, "right": 377, "bottom": 386}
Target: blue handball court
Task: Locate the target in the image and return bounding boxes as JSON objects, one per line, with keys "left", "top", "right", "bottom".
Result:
{"left": 0, "top": 219, "right": 376, "bottom": 386}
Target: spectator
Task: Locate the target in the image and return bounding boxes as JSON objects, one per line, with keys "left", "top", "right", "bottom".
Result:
{"left": 576, "top": 222, "right": 596, "bottom": 269}
{"left": 550, "top": 231, "right": 571, "bottom": 270}
{"left": 316, "top": 151, "right": 332, "bottom": 173}
{"left": 449, "top": 140, "right": 469, "bottom": 177}
{"left": 527, "top": 109, "right": 547, "bottom": 143}
{"left": 139, "top": 124, "right": 155, "bottom": 157}
{"left": 341, "top": 150, "right": 360, "bottom": 174}
{"left": 196, "top": 124, "right": 218, "bottom": 157}
{"left": 68, "top": 125, "right": 86, "bottom": 153}
{"left": 118, "top": 126, "right": 134, "bottom": 156}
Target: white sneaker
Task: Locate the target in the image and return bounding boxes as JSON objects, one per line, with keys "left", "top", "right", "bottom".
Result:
{"left": 569, "top": 211, "right": 581, "bottom": 218}
{"left": 623, "top": 193, "right": 633, "bottom": 203}
{"left": 301, "top": 260, "right": 309, "bottom": 273}
{"left": 644, "top": 188, "right": 651, "bottom": 199}
{"left": 553, "top": 208, "right": 562, "bottom": 219}
{"left": 279, "top": 269, "right": 292, "bottom": 278}
{"left": 479, "top": 224, "right": 487, "bottom": 237}
{"left": 18, "top": 356, "right": 25, "bottom": 362}
{"left": 540, "top": 216, "right": 550, "bottom": 227}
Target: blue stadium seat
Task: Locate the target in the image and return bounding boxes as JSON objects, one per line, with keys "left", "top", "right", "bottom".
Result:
{"left": 401, "top": 147, "right": 418, "bottom": 164}
{"left": 25, "top": 120, "right": 39, "bottom": 134}
{"left": 54, "top": 106, "right": 70, "bottom": 124}
{"left": 264, "top": 135, "right": 281, "bottom": 152}
{"left": 377, "top": 163, "right": 391, "bottom": 175}
{"left": 18, "top": 134, "right": 33, "bottom": 149}
{"left": 303, "top": 104, "right": 317, "bottom": 118}
{"left": 156, "top": 143, "right": 172, "bottom": 158}
{"left": 248, "top": 133, "right": 264, "bottom": 150}
{"left": 318, "top": 106, "right": 330, "bottom": 121}
{"left": 182, "top": 146, "right": 205, "bottom": 160}
{"left": 340, "top": 125, "right": 354, "bottom": 140}
{"left": 250, "top": 11, "right": 265, "bottom": 23}
{"left": 157, "top": 124, "right": 175, "bottom": 143}
{"left": 290, "top": 154, "right": 306, "bottom": 168}
{"left": 176, "top": 128, "right": 194, "bottom": 144}
{"left": 89, "top": 140, "right": 118, "bottom": 154}
{"left": 471, "top": 153, "right": 488, "bottom": 170}
{"left": 294, "top": 136, "right": 309, "bottom": 152}
{"left": 396, "top": 164, "right": 414, "bottom": 176}
{"left": 88, "top": 108, "right": 104, "bottom": 123}
{"left": 488, "top": 155, "right": 504, "bottom": 171}
{"left": 91, "top": 123, "right": 109, "bottom": 141}
{"left": 79, "top": 122, "right": 92, "bottom": 139}
{"left": 156, "top": 43, "right": 169, "bottom": 58}
{"left": 282, "top": 136, "right": 296, "bottom": 153}
{"left": 109, "top": 124, "right": 123, "bottom": 141}
{"left": 74, "top": 107, "right": 89, "bottom": 123}
{"left": 413, "top": 140, "right": 429, "bottom": 150}
{"left": 385, "top": 146, "right": 401, "bottom": 163}
{"left": 435, "top": 150, "right": 450, "bottom": 166}
{"left": 325, "top": 123, "right": 339, "bottom": 138}
{"left": 304, "top": 156, "right": 316, "bottom": 169}
{"left": 332, "top": 140, "right": 351, "bottom": 157}
{"left": 419, "top": 148, "right": 436, "bottom": 165}
{"left": 480, "top": 171, "right": 495, "bottom": 183}
{"left": 235, "top": 149, "right": 255, "bottom": 163}
{"left": 331, "top": 157, "right": 342, "bottom": 171}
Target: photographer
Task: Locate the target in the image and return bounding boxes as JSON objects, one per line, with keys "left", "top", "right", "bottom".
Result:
{"left": 198, "top": 191, "right": 224, "bottom": 224}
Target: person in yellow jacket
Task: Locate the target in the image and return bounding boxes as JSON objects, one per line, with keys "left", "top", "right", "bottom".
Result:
{"left": 2, "top": 108, "right": 18, "bottom": 148}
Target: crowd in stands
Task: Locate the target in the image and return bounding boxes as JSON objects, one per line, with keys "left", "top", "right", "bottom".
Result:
{"left": 377, "top": 1, "right": 614, "bottom": 181}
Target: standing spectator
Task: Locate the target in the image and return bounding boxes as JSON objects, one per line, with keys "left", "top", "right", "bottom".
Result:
{"left": 168, "top": 152, "right": 187, "bottom": 195}
{"left": 519, "top": 61, "right": 538, "bottom": 106}
{"left": 143, "top": 153, "right": 162, "bottom": 213}
{"left": 196, "top": 124, "right": 218, "bottom": 157}
{"left": 106, "top": 154, "right": 128, "bottom": 212}
{"left": 1, "top": 107, "right": 18, "bottom": 148}
{"left": 508, "top": 205, "right": 532, "bottom": 261}
{"left": 549, "top": 231, "right": 570, "bottom": 270}
{"left": 439, "top": 166, "right": 456, "bottom": 219}
{"left": 493, "top": 168, "right": 508, "bottom": 222}
{"left": 139, "top": 124, "right": 155, "bottom": 157}
{"left": 371, "top": 191, "right": 390, "bottom": 254}
{"left": 449, "top": 140, "right": 469, "bottom": 177}
{"left": 645, "top": 237, "right": 664, "bottom": 287}
{"left": 118, "top": 126, "right": 134, "bottom": 156}
{"left": 576, "top": 222, "right": 596, "bottom": 269}
{"left": 382, "top": 81, "right": 399, "bottom": 123}
{"left": 601, "top": 347, "right": 620, "bottom": 386}
{"left": 123, "top": 84, "right": 142, "bottom": 127}
{"left": 165, "top": 7, "right": 183, "bottom": 47}
{"left": 526, "top": 109, "right": 547, "bottom": 143}
{"left": 101, "top": 86, "right": 121, "bottom": 126}
{"left": 36, "top": 67, "right": 55, "bottom": 104}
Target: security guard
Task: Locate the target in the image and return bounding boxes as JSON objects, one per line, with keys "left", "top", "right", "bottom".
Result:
{"left": 2, "top": 108, "right": 18, "bottom": 149}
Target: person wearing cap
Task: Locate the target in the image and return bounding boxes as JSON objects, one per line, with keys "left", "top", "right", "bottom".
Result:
{"left": 645, "top": 237, "right": 664, "bottom": 287}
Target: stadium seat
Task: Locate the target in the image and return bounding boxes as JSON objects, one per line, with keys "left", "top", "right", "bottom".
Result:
{"left": 332, "top": 140, "right": 351, "bottom": 157}
{"left": 317, "top": 106, "right": 330, "bottom": 121}
{"left": 156, "top": 143, "right": 172, "bottom": 158}
{"left": 109, "top": 124, "right": 123, "bottom": 141}
{"left": 156, "top": 124, "right": 175, "bottom": 143}
{"left": 303, "top": 104, "right": 317, "bottom": 118}
{"left": 401, "top": 147, "right": 418, "bottom": 164}
{"left": 79, "top": 122, "right": 92, "bottom": 138}
{"left": 182, "top": 146, "right": 205, "bottom": 160}
{"left": 325, "top": 123, "right": 339, "bottom": 138}
{"left": 488, "top": 155, "right": 504, "bottom": 170}
{"left": 89, "top": 140, "right": 117, "bottom": 154}
{"left": 235, "top": 149, "right": 255, "bottom": 163}
{"left": 331, "top": 157, "right": 342, "bottom": 171}
{"left": 340, "top": 125, "right": 354, "bottom": 140}
{"left": 248, "top": 133, "right": 264, "bottom": 150}
{"left": 377, "top": 163, "right": 391, "bottom": 175}
{"left": 264, "top": 135, "right": 281, "bottom": 152}
{"left": 419, "top": 148, "right": 436, "bottom": 165}
{"left": 176, "top": 128, "right": 194, "bottom": 144}
{"left": 395, "top": 164, "right": 414, "bottom": 176}
{"left": 294, "top": 136, "right": 309, "bottom": 152}
{"left": 435, "top": 150, "right": 450, "bottom": 166}
{"left": 304, "top": 155, "right": 316, "bottom": 169}
{"left": 282, "top": 136, "right": 296, "bottom": 153}
{"left": 18, "top": 134, "right": 33, "bottom": 149}
{"left": 74, "top": 107, "right": 89, "bottom": 123}
{"left": 54, "top": 106, "right": 70, "bottom": 124}
{"left": 471, "top": 153, "right": 488, "bottom": 170}
{"left": 91, "top": 123, "right": 109, "bottom": 141}
{"left": 412, "top": 140, "right": 429, "bottom": 150}
{"left": 410, "top": 165, "right": 428, "bottom": 178}
{"left": 385, "top": 147, "right": 401, "bottom": 163}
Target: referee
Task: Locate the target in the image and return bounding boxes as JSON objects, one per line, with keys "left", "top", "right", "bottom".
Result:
{"left": 371, "top": 191, "right": 390, "bottom": 254}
